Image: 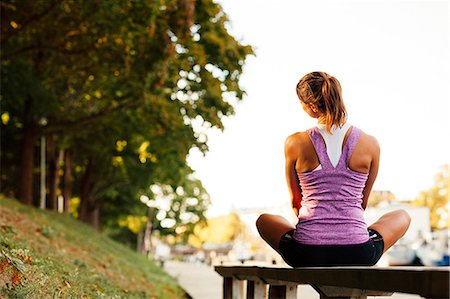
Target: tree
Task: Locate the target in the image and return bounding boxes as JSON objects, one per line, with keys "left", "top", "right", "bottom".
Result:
{"left": 413, "top": 165, "right": 449, "bottom": 230}
{"left": 1, "top": 0, "right": 253, "bottom": 242}
{"left": 188, "top": 213, "right": 244, "bottom": 247}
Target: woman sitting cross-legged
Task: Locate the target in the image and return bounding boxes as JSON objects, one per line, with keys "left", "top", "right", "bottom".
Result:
{"left": 256, "top": 71, "right": 411, "bottom": 267}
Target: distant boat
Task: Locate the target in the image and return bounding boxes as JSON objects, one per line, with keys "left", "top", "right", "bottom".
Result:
{"left": 387, "top": 229, "right": 450, "bottom": 267}
{"left": 416, "top": 230, "right": 449, "bottom": 266}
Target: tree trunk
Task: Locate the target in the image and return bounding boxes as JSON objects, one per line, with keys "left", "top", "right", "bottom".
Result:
{"left": 78, "top": 157, "right": 101, "bottom": 230}
{"left": 142, "top": 207, "right": 154, "bottom": 254}
{"left": 46, "top": 134, "right": 61, "bottom": 210}
{"left": 62, "top": 149, "right": 73, "bottom": 213}
{"left": 79, "top": 195, "right": 101, "bottom": 230}
{"left": 18, "top": 96, "right": 38, "bottom": 206}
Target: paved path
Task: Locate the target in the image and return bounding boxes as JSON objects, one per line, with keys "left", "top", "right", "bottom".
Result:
{"left": 164, "top": 260, "right": 223, "bottom": 299}
{"left": 163, "top": 261, "right": 421, "bottom": 299}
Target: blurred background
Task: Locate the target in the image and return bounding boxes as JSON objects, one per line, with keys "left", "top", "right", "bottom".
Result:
{"left": 1, "top": 0, "right": 448, "bottom": 276}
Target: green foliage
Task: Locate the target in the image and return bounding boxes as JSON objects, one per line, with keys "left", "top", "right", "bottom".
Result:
{"left": 1, "top": 0, "right": 253, "bottom": 243}
{"left": 413, "top": 165, "right": 449, "bottom": 230}
{"left": 188, "top": 212, "right": 244, "bottom": 247}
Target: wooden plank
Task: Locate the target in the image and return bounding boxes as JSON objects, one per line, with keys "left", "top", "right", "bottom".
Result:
{"left": 428, "top": 268, "right": 450, "bottom": 298}
{"left": 263, "top": 278, "right": 298, "bottom": 286}
{"left": 215, "top": 265, "right": 260, "bottom": 278}
{"left": 214, "top": 266, "right": 450, "bottom": 298}
{"left": 260, "top": 267, "right": 448, "bottom": 298}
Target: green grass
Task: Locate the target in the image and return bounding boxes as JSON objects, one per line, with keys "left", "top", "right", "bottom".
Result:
{"left": 0, "top": 195, "right": 186, "bottom": 298}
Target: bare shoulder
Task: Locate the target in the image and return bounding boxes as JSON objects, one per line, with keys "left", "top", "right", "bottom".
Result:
{"left": 359, "top": 130, "right": 380, "bottom": 154}
{"left": 285, "top": 131, "right": 311, "bottom": 157}
{"left": 285, "top": 131, "right": 310, "bottom": 148}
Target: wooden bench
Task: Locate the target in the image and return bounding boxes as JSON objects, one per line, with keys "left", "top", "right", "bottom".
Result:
{"left": 215, "top": 265, "right": 450, "bottom": 299}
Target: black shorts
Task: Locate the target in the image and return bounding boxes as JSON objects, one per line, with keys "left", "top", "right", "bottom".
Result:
{"left": 278, "top": 229, "right": 384, "bottom": 267}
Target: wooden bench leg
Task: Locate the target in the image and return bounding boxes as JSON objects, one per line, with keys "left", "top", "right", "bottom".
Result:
{"left": 247, "top": 280, "right": 255, "bottom": 299}
{"left": 268, "top": 284, "right": 297, "bottom": 299}
{"left": 269, "top": 285, "right": 287, "bottom": 299}
{"left": 247, "top": 280, "right": 268, "bottom": 299}
{"left": 269, "top": 283, "right": 298, "bottom": 299}
{"left": 223, "top": 277, "right": 246, "bottom": 299}
{"left": 232, "top": 278, "right": 245, "bottom": 299}
{"left": 286, "top": 284, "right": 298, "bottom": 298}
{"left": 223, "top": 277, "right": 233, "bottom": 299}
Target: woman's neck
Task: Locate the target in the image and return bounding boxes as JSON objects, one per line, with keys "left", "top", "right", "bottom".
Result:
{"left": 317, "top": 115, "right": 327, "bottom": 125}
{"left": 316, "top": 119, "right": 348, "bottom": 130}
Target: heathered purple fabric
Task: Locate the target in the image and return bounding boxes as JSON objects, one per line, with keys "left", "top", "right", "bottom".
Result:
{"left": 293, "top": 126, "right": 370, "bottom": 245}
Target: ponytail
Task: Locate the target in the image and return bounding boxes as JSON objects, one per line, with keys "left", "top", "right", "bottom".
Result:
{"left": 296, "top": 72, "right": 347, "bottom": 133}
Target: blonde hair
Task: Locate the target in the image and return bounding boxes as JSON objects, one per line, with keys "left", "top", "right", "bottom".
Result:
{"left": 296, "top": 71, "right": 347, "bottom": 133}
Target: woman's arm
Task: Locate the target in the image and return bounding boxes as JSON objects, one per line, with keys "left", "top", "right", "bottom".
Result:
{"left": 361, "top": 135, "right": 380, "bottom": 210}
{"left": 285, "top": 135, "right": 303, "bottom": 217}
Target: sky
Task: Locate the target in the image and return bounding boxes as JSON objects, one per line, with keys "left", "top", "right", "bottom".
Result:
{"left": 188, "top": 0, "right": 450, "bottom": 217}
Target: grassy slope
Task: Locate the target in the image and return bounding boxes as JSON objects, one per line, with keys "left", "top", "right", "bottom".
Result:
{"left": 0, "top": 196, "right": 186, "bottom": 298}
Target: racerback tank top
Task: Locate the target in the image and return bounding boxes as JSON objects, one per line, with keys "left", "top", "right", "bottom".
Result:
{"left": 293, "top": 126, "right": 370, "bottom": 245}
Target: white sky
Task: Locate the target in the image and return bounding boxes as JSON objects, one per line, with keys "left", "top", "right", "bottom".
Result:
{"left": 188, "top": 0, "right": 450, "bottom": 217}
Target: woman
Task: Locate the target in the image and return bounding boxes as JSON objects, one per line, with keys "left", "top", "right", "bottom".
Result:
{"left": 256, "top": 71, "right": 411, "bottom": 267}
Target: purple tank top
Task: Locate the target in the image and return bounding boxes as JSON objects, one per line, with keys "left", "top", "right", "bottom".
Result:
{"left": 293, "top": 126, "right": 370, "bottom": 245}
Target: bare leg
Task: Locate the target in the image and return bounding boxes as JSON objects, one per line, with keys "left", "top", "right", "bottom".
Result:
{"left": 368, "top": 209, "right": 411, "bottom": 253}
{"left": 256, "top": 214, "right": 295, "bottom": 253}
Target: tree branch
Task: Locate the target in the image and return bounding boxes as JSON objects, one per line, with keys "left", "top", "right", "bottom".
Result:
{"left": 1, "top": 0, "right": 62, "bottom": 44}
{"left": 2, "top": 42, "right": 97, "bottom": 60}
{"left": 44, "top": 93, "right": 137, "bottom": 134}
